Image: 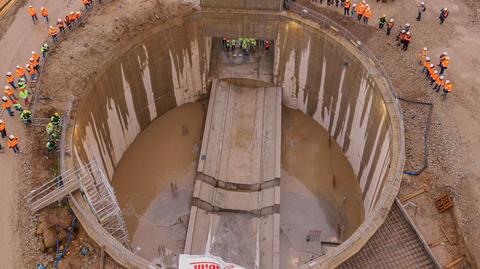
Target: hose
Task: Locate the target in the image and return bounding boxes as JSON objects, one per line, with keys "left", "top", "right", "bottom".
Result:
{"left": 54, "top": 216, "right": 78, "bottom": 268}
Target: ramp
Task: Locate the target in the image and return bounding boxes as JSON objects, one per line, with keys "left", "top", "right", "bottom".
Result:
{"left": 185, "top": 79, "right": 282, "bottom": 269}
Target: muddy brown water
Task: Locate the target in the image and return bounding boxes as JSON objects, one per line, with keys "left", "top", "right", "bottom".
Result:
{"left": 112, "top": 103, "right": 363, "bottom": 263}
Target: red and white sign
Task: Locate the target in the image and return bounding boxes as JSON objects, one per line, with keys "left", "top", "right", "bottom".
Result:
{"left": 179, "top": 255, "right": 246, "bottom": 269}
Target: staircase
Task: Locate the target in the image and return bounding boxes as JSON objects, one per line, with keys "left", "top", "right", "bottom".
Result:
{"left": 28, "top": 161, "right": 130, "bottom": 247}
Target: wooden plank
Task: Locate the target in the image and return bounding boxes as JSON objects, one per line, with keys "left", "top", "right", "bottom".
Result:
{"left": 399, "top": 189, "right": 425, "bottom": 203}
{"left": 445, "top": 255, "right": 465, "bottom": 269}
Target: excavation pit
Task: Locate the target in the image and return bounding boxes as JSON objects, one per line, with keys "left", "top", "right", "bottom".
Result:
{"left": 65, "top": 11, "right": 404, "bottom": 269}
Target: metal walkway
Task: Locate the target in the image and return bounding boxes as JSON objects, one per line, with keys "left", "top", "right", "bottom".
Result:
{"left": 339, "top": 199, "right": 441, "bottom": 269}
{"left": 28, "top": 161, "right": 130, "bottom": 247}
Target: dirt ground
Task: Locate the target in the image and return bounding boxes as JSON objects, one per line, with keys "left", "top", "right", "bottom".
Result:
{"left": 303, "top": 0, "right": 480, "bottom": 268}
{"left": 2, "top": 0, "right": 479, "bottom": 268}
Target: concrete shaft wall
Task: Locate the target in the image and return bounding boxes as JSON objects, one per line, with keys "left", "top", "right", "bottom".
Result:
{"left": 69, "top": 12, "right": 403, "bottom": 267}
{"left": 200, "top": 0, "right": 283, "bottom": 11}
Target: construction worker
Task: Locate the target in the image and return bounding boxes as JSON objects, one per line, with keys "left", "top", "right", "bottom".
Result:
{"left": 351, "top": 4, "right": 357, "bottom": 17}
{"left": 19, "top": 88, "right": 30, "bottom": 106}
{"left": 46, "top": 122, "right": 60, "bottom": 139}
{"left": 362, "top": 5, "right": 372, "bottom": 24}
{"left": 29, "top": 57, "right": 39, "bottom": 73}
{"left": 4, "top": 86, "right": 17, "bottom": 101}
{"left": 442, "top": 80, "right": 453, "bottom": 98}
{"left": 20, "top": 109, "right": 32, "bottom": 126}
{"left": 51, "top": 112, "right": 61, "bottom": 125}
{"left": 7, "top": 134, "right": 19, "bottom": 154}
{"left": 356, "top": 1, "right": 365, "bottom": 21}
{"left": 68, "top": 11, "right": 77, "bottom": 23}
{"left": 433, "top": 75, "right": 444, "bottom": 91}
{"left": 57, "top": 19, "right": 66, "bottom": 34}
{"left": 83, "top": 0, "right": 92, "bottom": 10}
{"left": 75, "top": 11, "right": 82, "bottom": 21}
{"left": 0, "top": 119, "right": 6, "bottom": 138}
{"left": 426, "top": 63, "right": 434, "bottom": 78}
{"left": 15, "top": 65, "right": 27, "bottom": 81}
{"left": 397, "top": 23, "right": 411, "bottom": 41}
{"left": 46, "top": 139, "right": 56, "bottom": 152}
{"left": 6, "top": 72, "right": 16, "bottom": 89}
{"left": 48, "top": 25, "right": 59, "bottom": 43}
{"left": 26, "top": 64, "right": 37, "bottom": 81}
{"left": 12, "top": 99, "right": 22, "bottom": 111}
{"left": 265, "top": 40, "right": 271, "bottom": 52}
{"left": 27, "top": 6, "right": 38, "bottom": 24}
{"left": 422, "top": 57, "right": 431, "bottom": 75}
{"left": 386, "top": 18, "right": 394, "bottom": 35}
{"left": 32, "top": 51, "right": 41, "bottom": 64}
{"left": 40, "top": 7, "right": 49, "bottom": 23}
{"left": 430, "top": 70, "right": 439, "bottom": 85}
{"left": 416, "top": 2, "right": 426, "bottom": 21}
{"left": 41, "top": 43, "right": 50, "bottom": 59}
{"left": 419, "top": 47, "right": 428, "bottom": 65}
{"left": 439, "top": 56, "right": 449, "bottom": 75}
{"left": 379, "top": 14, "right": 387, "bottom": 29}
{"left": 344, "top": 0, "right": 351, "bottom": 15}
{"left": 439, "top": 8, "right": 449, "bottom": 24}
{"left": 2, "top": 96, "right": 14, "bottom": 116}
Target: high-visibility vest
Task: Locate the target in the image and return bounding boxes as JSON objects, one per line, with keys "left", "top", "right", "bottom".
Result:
{"left": 16, "top": 68, "right": 25, "bottom": 77}
{"left": 28, "top": 7, "right": 36, "bottom": 16}
{"left": 41, "top": 8, "right": 48, "bottom": 17}
{"left": 364, "top": 9, "right": 372, "bottom": 18}
{"left": 356, "top": 5, "right": 365, "bottom": 15}
{"left": 431, "top": 73, "right": 439, "bottom": 81}
{"left": 19, "top": 89, "right": 29, "bottom": 100}
{"left": 6, "top": 75, "right": 14, "bottom": 83}
{"left": 2, "top": 100, "right": 12, "bottom": 110}
{"left": 441, "top": 59, "right": 449, "bottom": 67}
{"left": 444, "top": 83, "right": 453, "bottom": 92}
{"left": 345, "top": 1, "right": 351, "bottom": 8}
{"left": 0, "top": 122, "right": 5, "bottom": 131}
{"left": 48, "top": 27, "right": 59, "bottom": 36}
{"left": 4, "top": 88, "right": 14, "bottom": 96}
{"left": 8, "top": 138, "right": 18, "bottom": 148}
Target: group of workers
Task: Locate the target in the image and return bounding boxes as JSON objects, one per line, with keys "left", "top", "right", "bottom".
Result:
{"left": 420, "top": 48, "right": 453, "bottom": 98}
{"left": 221, "top": 37, "right": 271, "bottom": 56}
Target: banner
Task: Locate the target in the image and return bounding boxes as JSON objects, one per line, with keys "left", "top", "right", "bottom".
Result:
{"left": 179, "top": 254, "right": 246, "bottom": 269}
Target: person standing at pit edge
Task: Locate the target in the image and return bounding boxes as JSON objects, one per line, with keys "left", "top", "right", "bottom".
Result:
{"left": 40, "top": 7, "right": 49, "bottom": 23}
{"left": 7, "top": 134, "right": 19, "bottom": 155}
{"left": 27, "top": 5, "right": 38, "bottom": 24}
{"left": 344, "top": 0, "right": 351, "bottom": 16}
{"left": 439, "top": 8, "right": 449, "bottom": 24}
{"left": 386, "top": 18, "right": 394, "bottom": 35}
{"left": 0, "top": 119, "right": 7, "bottom": 139}
{"left": 416, "top": 2, "right": 426, "bottom": 21}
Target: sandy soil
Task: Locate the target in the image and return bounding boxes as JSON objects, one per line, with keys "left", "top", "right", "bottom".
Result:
{"left": 305, "top": 0, "right": 480, "bottom": 267}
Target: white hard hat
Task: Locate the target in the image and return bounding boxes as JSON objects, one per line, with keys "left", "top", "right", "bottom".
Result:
{"left": 25, "top": 64, "right": 30, "bottom": 68}
{"left": 390, "top": 18, "right": 394, "bottom": 22}
{"left": 366, "top": 4, "right": 369, "bottom": 6}
{"left": 407, "top": 31, "right": 411, "bottom": 34}
{"left": 2, "top": 96, "right": 7, "bottom": 101}
{"left": 76, "top": 11, "right": 80, "bottom": 14}
{"left": 440, "top": 76, "right": 444, "bottom": 79}
{"left": 406, "top": 23, "right": 410, "bottom": 26}
{"left": 32, "top": 51, "right": 36, "bottom": 54}
{"left": 444, "top": 7, "right": 448, "bottom": 10}
{"left": 15, "top": 65, "right": 20, "bottom": 69}
{"left": 29, "top": 57, "right": 34, "bottom": 61}
{"left": 362, "top": 0, "right": 366, "bottom": 3}
{"left": 421, "top": 2, "right": 424, "bottom": 5}
{"left": 4, "top": 86, "right": 9, "bottom": 89}
{"left": 433, "top": 70, "right": 438, "bottom": 73}
{"left": 43, "top": 43, "right": 48, "bottom": 46}
{"left": 57, "top": 18, "right": 62, "bottom": 22}
{"left": 446, "top": 80, "right": 450, "bottom": 83}
{"left": 49, "top": 26, "right": 53, "bottom": 29}
{"left": 70, "top": 11, "right": 74, "bottom": 15}
{"left": 423, "top": 47, "right": 428, "bottom": 50}
{"left": 28, "top": 5, "right": 32, "bottom": 8}
{"left": 0, "top": 120, "right": 3, "bottom": 123}
{"left": 353, "top": 3, "right": 356, "bottom": 6}
{"left": 41, "top": 6, "right": 45, "bottom": 9}
{"left": 443, "top": 51, "right": 448, "bottom": 55}
{"left": 430, "top": 64, "right": 434, "bottom": 67}
{"left": 6, "top": 72, "right": 11, "bottom": 75}
{"left": 9, "top": 135, "right": 14, "bottom": 139}
{"left": 425, "top": 57, "right": 430, "bottom": 60}
{"left": 401, "top": 30, "right": 406, "bottom": 33}
{"left": 446, "top": 56, "right": 450, "bottom": 59}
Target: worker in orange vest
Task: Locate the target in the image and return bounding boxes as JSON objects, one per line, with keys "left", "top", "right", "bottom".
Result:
{"left": 15, "top": 65, "right": 27, "bottom": 81}
{"left": 26, "top": 64, "right": 37, "bottom": 81}
{"left": 27, "top": 5, "right": 38, "bottom": 24}
{"left": 29, "top": 57, "right": 40, "bottom": 73}
{"left": 426, "top": 63, "right": 434, "bottom": 79}
{"left": 343, "top": 0, "right": 351, "bottom": 16}
{"left": 0, "top": 119, "right": 7, "bottom": 138}
{"left": 356, "top": 1, "right": 365, "bottom": 21}
{"left": 362, "top": 6, "right": 372, "bottom": 24}
{"left": 32, "top": 51, "right": 41, "bottom": 64}
{"left": 430, "top": 70, "right": 439, "bottom": 85}
{"left": 75, "top": 11, "right": 82, "bottom": 20}
{"left": 4, "top": 86, "right": 17, "bottom": 101}
{"left": 83, "top": 0, "right": 92, "bottom": 10}
{"left": 433, "top": 75, "right": 444, "bottom": 91}
{"left": 439, "top": 56, "right": 449, "bottom": 75}
{"left": 402, "top": 31, "right": 412, "bottom": 51}
{"left": 57, "top": 18, "right": 66, "bottom": 33}
{"left": 7, "top": 134, "right": 19, "bottom": 154}
{"left": 68, "top": 11, "right": 77, "bottom": 24}
{"left": 442, "top": 80, "right": 453, "bottom": 98}
{"left": 6, "top": 72, "right": 16, "bottom": 89}
{"left": 40, "top": 7, "right": 49, "bottom": 23}
{"left": 2, "top": 96, "right": 14, "bottom": 116}
{"left": 48, "top": 25, "right": 59, "bottom": 42}
{"left": 422, "top": 57, "right": 431, "bottom": 75}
